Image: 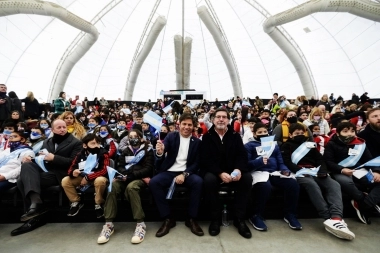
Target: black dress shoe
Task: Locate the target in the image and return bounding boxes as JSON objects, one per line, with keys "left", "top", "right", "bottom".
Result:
{"left": 233, "top": 219, "right": 252, "bottom": 239}
{"left": 185, "top": 219, "right": 204, "bottom": 236}
{"left": 20, "top": 203, "right": 48, "bottom": 222}
{"left": 11, "top": 217, "right": 46, "bottom": 236}
{"left": 156, "top": 218, "right": 176, "bottom": 237}
{"left": 208, "top": 220, "right": 221, "bottom": 236}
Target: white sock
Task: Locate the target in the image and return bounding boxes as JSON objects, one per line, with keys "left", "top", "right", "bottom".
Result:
{"left": 137, "top": 222, "right": 146, "bottom": 229}
{"left": 106, "top": 222, "right": 114, "bottom": 227}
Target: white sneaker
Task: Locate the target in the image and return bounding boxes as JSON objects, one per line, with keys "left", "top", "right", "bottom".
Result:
{"left": 131, "top": 224, "right": 146, "bottom": 244}
{"left": 323, "top": 219, "right": 355, "bottom": 240}
{"left": 97, "top": 225, "right": 114, "bottom": 244}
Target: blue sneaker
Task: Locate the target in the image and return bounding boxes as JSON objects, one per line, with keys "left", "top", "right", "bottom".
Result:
{"left": 249, "top": 215, "right": 267, "bottom": 231}
{"left": 284, "top": 214, "right": 302, "bottom": 230}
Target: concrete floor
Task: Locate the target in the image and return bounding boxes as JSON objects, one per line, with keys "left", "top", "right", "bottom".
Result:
{"left": 0, "top": 218, "right": 379, "bottom": 253}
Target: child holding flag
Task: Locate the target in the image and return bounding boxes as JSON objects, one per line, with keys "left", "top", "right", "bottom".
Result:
{"left": 324, "top": 121, "right": 380, "bottom": 224}
{"left": 61, "top": 134, "right": 109, "bottom": 218}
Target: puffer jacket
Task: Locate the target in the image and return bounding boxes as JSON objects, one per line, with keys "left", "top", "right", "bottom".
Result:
{"left": 281, "top": 138, "right": 328, "bottom": 174}
{"left": 117, "top": 143, "right": 154, "bottom": 180}
{"left": 323, "top": 135, "right": 379, "bottom": 174}
{"left": 244, "top": 138, "right": 289, "bottom": 173}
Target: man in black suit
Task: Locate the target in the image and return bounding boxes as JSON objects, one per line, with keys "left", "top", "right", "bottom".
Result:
{"left": 11, "top": 119, "right": 82, "bottom": 236}
{"left": 200, "top": 108, "right": 252, "bottom": 239}
{"left": 150, "top": 113, "right": 204, "bottom": 237}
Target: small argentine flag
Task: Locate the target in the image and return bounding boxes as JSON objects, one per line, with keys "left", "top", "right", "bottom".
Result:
{"left": 143, "top": 110, "right": 163, "bottom": 130}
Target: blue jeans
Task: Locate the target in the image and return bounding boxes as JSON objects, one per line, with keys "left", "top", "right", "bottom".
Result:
{"left": 253, "top": 175, "right": 299, "bottom": 216}
{"left": 150, "top": 171, "right": 203, "bottom": 219}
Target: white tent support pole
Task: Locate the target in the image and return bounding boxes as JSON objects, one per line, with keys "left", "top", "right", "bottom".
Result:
{"left": 124, "top": 0, "right": 161, "bottom": 100}
{"left": 197, "top": 5, "right": 242, "bottom": 97}
{"left": 183, "top": 36, "right": 192, "bottom": 89}
{"left": 124, "top": 16, "right": 167, "bottom": 100}
{"left": 174, "top": 35, "right": 183, "bottom": 89}
{"left": 0, "top": 0, "right": 100, "bottom": 101}
{"left": 263, "top": 0, "right": 380, "bottom": 98}
{"left": 49, "top": 0, "right": 122, "bottom": 102}
{"left": 243, "top": 0, "right": 317, "bottom": 98}
{"left": 205, "top": 0, "right": 242, "bottom": 97}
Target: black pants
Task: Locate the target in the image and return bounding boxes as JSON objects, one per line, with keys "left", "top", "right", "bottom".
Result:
{"left": 203, "top": 172, "right": 252, "bottom": 220}
{"left": 17, "top": 162, "right": 59, "bottom": 209}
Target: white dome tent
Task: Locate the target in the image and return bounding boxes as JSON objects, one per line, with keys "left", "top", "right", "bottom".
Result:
{"left": 1, "top": 0, "right": 380, "bottom": 102}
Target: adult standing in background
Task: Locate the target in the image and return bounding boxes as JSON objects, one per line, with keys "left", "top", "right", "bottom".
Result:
{"left": 0, "top": 84, "right": 12, "bottom": 126}
{"left": 54, "top": 92, "right": 70, "bottom": 114}
{"left": 21, "top": 91, "right": 40, "bottom": 120}
{"left": 360, "top": 92, "right": 370, "bottom": 104}
{"left": 8, "top": 91, "right": 22, "bottom": 115}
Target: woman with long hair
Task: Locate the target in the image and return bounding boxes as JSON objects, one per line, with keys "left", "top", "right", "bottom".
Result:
{"left": 302, "top": 107, "right": 330, "bottom": 135}
{"left": 59, "top": 111, "right": 86, "bottom": 140}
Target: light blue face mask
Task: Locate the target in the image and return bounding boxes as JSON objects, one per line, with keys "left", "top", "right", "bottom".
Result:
{"left": 40, "top": 124, "right": 49, "bottom": 129}
{"left": 30, "top": 132, "right": 42, "bottom": 140}
{"left": 99, "top": 131, "right": 108, "bottom": 138}
{"left": 3, "top": 129, "right": 12, "bottom": 135}
{"left": 118, "top": 125, "right": 125, "bottom": 130}
{"left": 88, "top": 123, "right": 96, "bottom": 128}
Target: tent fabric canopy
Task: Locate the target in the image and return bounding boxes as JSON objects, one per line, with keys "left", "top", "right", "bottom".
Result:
{"left": 1, "top": 0, "right": 380, "bottom": 102}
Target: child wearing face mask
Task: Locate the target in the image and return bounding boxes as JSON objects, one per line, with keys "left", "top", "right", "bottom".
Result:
{"left": 87, "top": 117, "right": 100, "bottom": 134}
{"left": 111, "top": 119, "right": 128, "bottom": 143}
{"left": 308, "top": 124, "right": 330, "bottom": 155}
{"left": 39, "top": 119, "right": 52, "bottom": 137}
{"left": 0, "top": 131, "right": 34, "bottom": 192}
{"left": 273, "top": 110, "right": 313, "bottom": 146}
{"left": 324, "top": 122, "right": 380, "bottom": 225}
{"left": 281, "top": 123, "right": 355, "bottom": 241}
{"left": 29, "top": 127, "right": 46, "bottom": 155}
{"left": 61, "top": 134, "right": 110, "bottom": 218}
{"left": 303, "top": 107, "right": 330, "bottom": 136}
{"left": 245, "top": 123, "right": 301, "bottom": 231}
{"left": 98, "top": 125, "right": 117, "bottom": 159}
{"left": 0, "top": 122, "right": 16, "bottom": 151}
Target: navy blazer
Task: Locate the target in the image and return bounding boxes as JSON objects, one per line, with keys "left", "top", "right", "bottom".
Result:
{"left": 155, "top": 132, "right": 200, "bottom": 174}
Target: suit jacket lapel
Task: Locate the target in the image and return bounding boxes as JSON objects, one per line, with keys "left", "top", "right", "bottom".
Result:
{"left": 188, "top": 136, "right": 196, "bottom": 159}
{"left": 54, "top": 136, "right": 72, "bottom": 153}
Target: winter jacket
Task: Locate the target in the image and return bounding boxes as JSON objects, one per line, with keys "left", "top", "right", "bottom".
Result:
{"left": 323, "top": 135, "right": 379, "bottom": 174}
{"left": 358, "top": 124, "right": 380, "bottom": 157}
{"left": 281, "top": 138, "right": 328, "bottom": 174}
{"left": 200, "top": 125, "right": 248, "bottom": 176}
{"left": 117, "top": 144, "right": 154, "bottom": 180}
{"left": 245, "top": 138, "right": 289, "bottom": 173}
{"left": 67, "top": 148, "right": 110, "bottom": 181}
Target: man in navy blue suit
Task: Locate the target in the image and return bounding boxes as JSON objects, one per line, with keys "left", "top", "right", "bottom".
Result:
{"left": 150, "top": 113, "right": 204, "bottom": 237}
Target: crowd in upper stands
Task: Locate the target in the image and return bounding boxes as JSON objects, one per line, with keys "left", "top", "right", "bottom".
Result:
{"left": 0, "top": 82, "right": 379, "bottom": 244}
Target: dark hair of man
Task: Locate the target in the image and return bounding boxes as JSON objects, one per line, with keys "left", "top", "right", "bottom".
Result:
{"left": 360, "top": 104, "right": 373, "bottom": 112}
{"left": 308, "top": 123, "right": 319, "bottom": 132}
{"left": 289, "top": 123, "right": 306, "bottom": 134}
{"left": 366, "top": 108, "right": 380, "bottom": 118}
{"left": 253, "top": 122, "right": 267, "bottom": 133}
{"left": 132, "top": 124, "right": 143, "bottom": 133}
{"left": 136, "top": 112, "right": 143, "bottom": 118}
{"left": 179, "top": 113, "right": 197, "bottom": 126}
{"left": 82, "top": 133, "right": 101, "bottom": 145}
{"left": 213, "top": 108, "right": 230, "bottom": 120}
{"left": 336, "top": 122, "right": 356, "bottom": 135}
{"left": 59, "top": 91, "right": 65, "bottom": 98}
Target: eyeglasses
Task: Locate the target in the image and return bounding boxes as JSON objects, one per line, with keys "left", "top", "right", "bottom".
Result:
{"left": 215, "top": 115, "right": 228, "bottom": 119}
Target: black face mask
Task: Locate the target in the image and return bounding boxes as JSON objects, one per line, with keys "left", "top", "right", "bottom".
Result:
{"left": 255, "top": 134, "right": 269, "bottom": 141}
{"left": 293, "top": 135, "right": 307, "bottom": 143}
{"left": 87, "top": 146, "right": 100, "bottom": 154}
{"left": 287, "top": 116, "right": 298, "bottom": 124}
{"left": 129, "top": 138, "right": 140, "bottom": 146}
{"left": 339, "top": 135, "right": 355, "bottom": 144}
